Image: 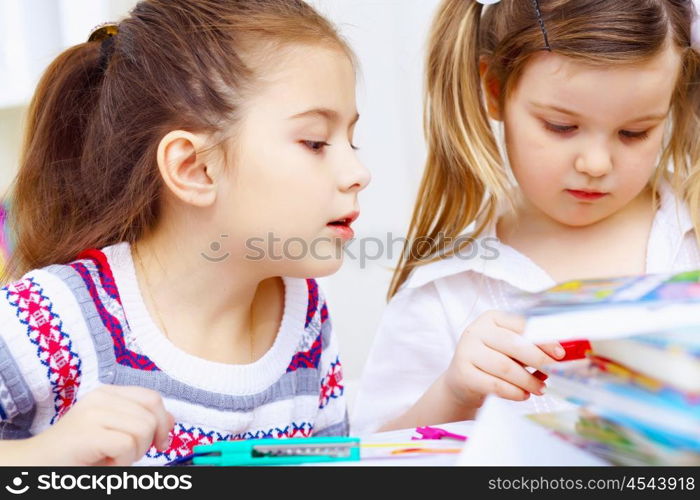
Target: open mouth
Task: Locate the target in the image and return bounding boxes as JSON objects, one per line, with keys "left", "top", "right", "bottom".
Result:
{"left": 327, "top": 218, "right": 352, "bottom": 228}
{"left": 326, "top": 211, "right": 359, "bottom": 240}
{"left": 327, "top": 211, "right": 359, "bottom": 227}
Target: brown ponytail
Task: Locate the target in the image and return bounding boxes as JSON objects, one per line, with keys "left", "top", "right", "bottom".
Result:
{"left": 388, "top": 0, "right": 509, "bottom": 298}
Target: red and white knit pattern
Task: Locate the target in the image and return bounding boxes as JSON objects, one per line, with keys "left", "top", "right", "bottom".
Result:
{"left": 5, "top": 278, "right": 81, "bottom": 424}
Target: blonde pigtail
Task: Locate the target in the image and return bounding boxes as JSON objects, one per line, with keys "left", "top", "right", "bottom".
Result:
{"left": 679, "top": 48, "right": 700, "bottom": 246}
{"left": 388, "top": 0, "right": 507, "bottom": 298}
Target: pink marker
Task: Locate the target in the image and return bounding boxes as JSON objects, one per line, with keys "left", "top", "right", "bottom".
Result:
{"left": 412, "top": 426, "right": 468, "bottom": 442}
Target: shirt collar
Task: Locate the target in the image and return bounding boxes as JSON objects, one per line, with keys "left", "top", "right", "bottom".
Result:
{"left": 645, "top": 179, "right": 695, "bottom": 273}
{"left": 404, "top": 214, "right": 555, "bottom": 293}
{"left": 655, "top": 179, "right": 693, "bottom": 236}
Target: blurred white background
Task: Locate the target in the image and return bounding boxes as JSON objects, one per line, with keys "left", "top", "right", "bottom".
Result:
{"left": 0, "top": 0, "right": 442, "bottom": 405}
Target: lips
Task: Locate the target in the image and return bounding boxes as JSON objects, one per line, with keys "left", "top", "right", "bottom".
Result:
{"left": 327, "top": 211, "right": 359, "bottom": 226}
{"left": 326, "top": 211, "right": 359, "bottom": 240}
{"left": 566, "top": 189, "right": 608, "bottom": 201}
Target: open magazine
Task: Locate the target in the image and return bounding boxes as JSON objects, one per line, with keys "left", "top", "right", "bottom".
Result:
{"left": 521, "top": 270, "right": 700, "bottom": 343}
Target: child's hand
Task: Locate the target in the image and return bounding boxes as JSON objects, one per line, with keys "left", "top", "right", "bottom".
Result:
{"left": 26, "top": 385, "right": 174, "bottom": 466}
{"left": 444, "top": 310, "right": 565, "bottom": 405}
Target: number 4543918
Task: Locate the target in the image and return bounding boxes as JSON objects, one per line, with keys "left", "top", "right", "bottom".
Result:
{"left": 626, "top": 477, "right": 695, "bottom": 491}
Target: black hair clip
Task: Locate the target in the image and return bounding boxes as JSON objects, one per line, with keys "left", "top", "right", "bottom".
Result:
{"left": 531, "top": 0, "right": 552, "bottom": 52}
{"left": 477, "top": 0, "right": 551, "bottom": 52}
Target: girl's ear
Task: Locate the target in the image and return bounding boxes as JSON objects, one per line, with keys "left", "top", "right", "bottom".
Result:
{"left": 479, "top": 56, "right": 502, "bottom": 121}
{"left": 156, "top": 130, "right": 219, "bottom": 207}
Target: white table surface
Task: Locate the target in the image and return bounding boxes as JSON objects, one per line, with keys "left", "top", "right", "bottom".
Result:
{"left": 341, "top": 394, "right": 608, "bottom": 466}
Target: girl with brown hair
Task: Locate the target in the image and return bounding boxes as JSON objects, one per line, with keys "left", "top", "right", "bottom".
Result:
{"left": 0, "top": 0, "right": 369, "bottom": 465}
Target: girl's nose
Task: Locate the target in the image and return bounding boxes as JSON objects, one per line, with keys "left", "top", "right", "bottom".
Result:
{"left": 574, "top": 144, "right": 613, "bottom": 178}
{"left": 340, "top": 154, "right": 371, "bottom": 193}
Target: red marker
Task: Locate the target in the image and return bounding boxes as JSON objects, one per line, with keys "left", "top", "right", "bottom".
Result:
{"left": 559, "top": 340, "right": 593, "bottom": 361}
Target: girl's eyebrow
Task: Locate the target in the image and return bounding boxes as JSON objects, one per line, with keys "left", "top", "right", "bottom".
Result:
{"left": 288, "top": 108, "right": 360, "bottom": 126}
{"left": 529, "top": 101, "right": 668, "bottom": 122}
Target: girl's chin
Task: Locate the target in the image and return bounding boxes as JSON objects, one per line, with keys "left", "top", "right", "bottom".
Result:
{"left": 283, "top": 257, "right": 345, "bottom": 279}
{"left": 548, "top": 211, "right": 610, "bottom": 228}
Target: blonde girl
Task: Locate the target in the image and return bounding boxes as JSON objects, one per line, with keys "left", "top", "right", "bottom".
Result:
{"left": 354, "top": 0, "right": 700, "bottom": 434}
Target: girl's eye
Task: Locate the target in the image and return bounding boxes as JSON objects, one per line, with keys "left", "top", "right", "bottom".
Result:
{"left": 543, "top": 121, "right": 577, "bottom": 134}
{"left": 620, "top": 130, "right": 649, "bottom": 141}
{"left": 543, "top": 121, "right": 650, "bottom": 142}
{"left": 350, "top": 143, "right": 360, "bottom": 151}
{"left": 302, "top": 140, "right": 330, "bottom": 153}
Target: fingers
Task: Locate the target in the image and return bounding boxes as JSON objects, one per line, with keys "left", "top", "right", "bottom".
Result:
{"left": 42, "top": 385, "right": 175, "bottom": 466}
{"left": 483, "top": 327, "right": 559, "bottom": 369}
{"left": 486, "top": 311, "right": 565, "bottom": 364}
{"left": 100, "top": 385, "right": 173, "bottom": 450}
{"left": 537, "top": 342, "right": 566, "bottom": 361}
{"left": 466, "top": 365, "right": 531, "bottom": 402}
{"left": 93, "top": 429, "right": 141, "bottom": 466}
{"left": 490, "top": 310, "right": 527, "bottom": 333}
{"left": 454, "top": 310, "right": 565, "bottom": 403}
{"left": 473, "top": 348, "right": 546, "bottom": 396}
{"left": 99, "top": 401, "right": 166, "bottom": 456}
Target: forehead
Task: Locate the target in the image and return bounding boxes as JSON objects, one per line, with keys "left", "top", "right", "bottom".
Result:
{"left": 247, "top": 44, "right": 356, "bottom": 116}
{"left": 511, "top": 46, "right": 682, "bottom": 122}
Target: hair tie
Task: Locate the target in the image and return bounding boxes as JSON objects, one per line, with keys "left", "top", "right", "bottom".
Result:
{"left": 88, "top": 23, "right": 119, "bottom": 71}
